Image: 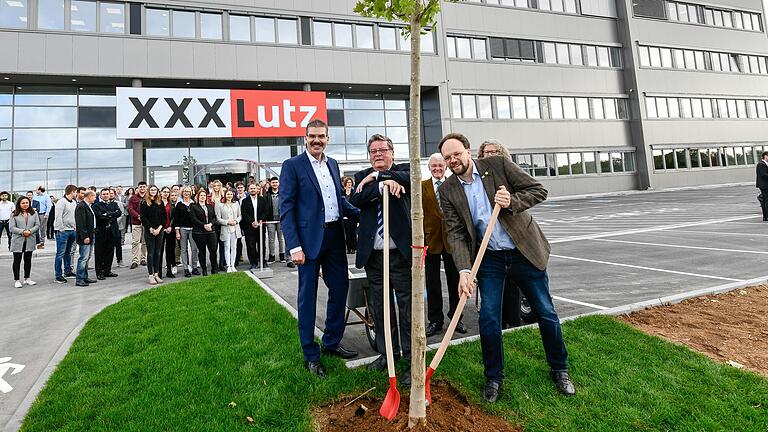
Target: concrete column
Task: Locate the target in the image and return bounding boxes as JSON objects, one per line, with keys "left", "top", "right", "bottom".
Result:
{"left": 130, "top": 79, "right": 145, "bottom": 183}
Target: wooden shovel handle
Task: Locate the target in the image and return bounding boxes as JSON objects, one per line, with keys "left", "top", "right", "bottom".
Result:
{"left": 429, "top": 203, "right": 502, "bottom": 370}
{"left": 382, "top": 185, "right": 396, "bottom": 379}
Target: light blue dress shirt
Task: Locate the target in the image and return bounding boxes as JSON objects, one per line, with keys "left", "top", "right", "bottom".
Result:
{"left": 458, "top": 160, "right": 516, "bottom": 252}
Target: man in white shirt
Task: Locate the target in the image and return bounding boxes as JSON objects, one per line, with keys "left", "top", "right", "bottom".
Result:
{"left": 0, "top": 191, "right": 13, "bottom": 250}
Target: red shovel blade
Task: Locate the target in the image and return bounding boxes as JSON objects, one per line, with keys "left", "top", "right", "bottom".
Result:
{"left": 379, "top": 377, "right": 400, "bottom": 421}
{"left": 425, "top": 366, "right": 435, "bottom": 405}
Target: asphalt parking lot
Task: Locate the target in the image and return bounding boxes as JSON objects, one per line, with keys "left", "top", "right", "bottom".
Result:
{"left": 1, "top": 184, "right": 766, "bottom": 431}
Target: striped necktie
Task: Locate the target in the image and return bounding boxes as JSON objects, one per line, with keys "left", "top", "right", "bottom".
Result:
{"left": 377, "top": 202, "right": 384, "bottom": 240}
{"left": 435, "top": 180, "right": 442, "bottom": 201}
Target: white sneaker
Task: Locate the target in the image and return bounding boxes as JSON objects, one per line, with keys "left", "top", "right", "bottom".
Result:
{"left": 148, "top": 275, "right": 157, "bottom": 285}
{"left": 14, "top": 280, "right": 22, "bottom": 288}
{"left": 171, "top": 266, "right": 178, "bottom": 275}
{"left": 154, "top": 274, "right": 163, "bottom": 283}
{"left": 231, "top": 267, "right": 238, "bottom": 273}
{"left": 24, "top": 279, "right": 36, "bottom": 286}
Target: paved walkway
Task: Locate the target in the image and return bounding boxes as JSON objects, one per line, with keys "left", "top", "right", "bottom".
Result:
{"left": 1, "top": 184, "right": 767, "bottom": 431}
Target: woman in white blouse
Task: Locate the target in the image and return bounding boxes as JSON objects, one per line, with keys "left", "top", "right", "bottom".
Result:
{"left": 215, "top": 189, "right": 242, "bottom": 273}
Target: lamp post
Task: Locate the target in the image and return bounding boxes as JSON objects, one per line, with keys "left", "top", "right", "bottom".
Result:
{"left": 45, "top": 157, "right": 53, "bottom": 190}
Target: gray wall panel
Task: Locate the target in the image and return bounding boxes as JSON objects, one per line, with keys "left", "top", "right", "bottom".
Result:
{"left": 0, "top": 32, "right": 19, "bottom": 73}
{"left": 44, "top": 34, "right": 73, "bottom": 74}
{"left": 124, "top": 39, "right": 149, "bottom": 77}
{"left": 72, "top": 36, "right": 99, "bottom": 75}
{"left": 170, "top": 41, "right": 195, "bottom": 79}
{"left": 214, "top": 44, "right": 237, "bottom": 80}
{"left": 634, "top": 19, "right": 768, "bottom": 53}
{"left": 193, "top": 43, "right": 217, "bottom": 78}
{"left": 98, "top": 38, "right": 125, "bottom": 75}
{"left": 17, "top": 33, "right": 46, "bottom": 73}
{"left": 637, "top": 69, "right": 768, "bottom": 98}
{"left": 146, "top": 40, "right": 173, "bottom": 78}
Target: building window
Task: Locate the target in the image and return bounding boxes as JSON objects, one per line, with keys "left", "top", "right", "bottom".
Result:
{"left": 276, "top": 18, "right": 297, "bottom": 44}
{"left": 70, "top": 0, "right": 96, "bottom": 32}
{"left": 379, "top": 26, "right": 397, "bottom": 50}
{"left": 200, "top": 13, "right": 222, "bottom": 40}
{"left": 171, "top": 10, "right": 194, "bottom": 38}
{"left": 334, "top": 23, "right": 353, "bottom": 47}
{"left": 99, "top": 2, "right": 124, "bottom": 33}
{"left": 146, "top": 8, "right": 169, "bottom": 36}
{"left": 313, "top": 21, "right": 332, "bottom": 46}
{"left": 228, "top": 15, "right": 250, "bottom": 42}
{"left": 38, "top": 0, "right": 64, "bottom": 30}
{"left": 0, "top": 0, "right": 28, "bottom": 28}
{"left": 355, "top": 24, "right": 374, "bottom": 49}
{"left": 254, "top": 17, "right": 275, "bottom": 43}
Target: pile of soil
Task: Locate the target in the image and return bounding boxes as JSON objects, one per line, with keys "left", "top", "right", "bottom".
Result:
{"left": 313, "top": 381, "right": 521, "bottom": 432}
{"left": 620, "top": 284, "right": 768, "bottom": 377}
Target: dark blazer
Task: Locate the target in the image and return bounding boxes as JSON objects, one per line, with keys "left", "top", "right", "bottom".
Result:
{"left": 92, "top": 200, "right": 122, "bottom": 238}
{"left": 263, "top": 190, "right": 280, "bottom": 222}
{"left": 140, "top": 201, "right": 166, "bottom": 230}
{"left": 75, "top": 201, "right": 96, "bottom": 245}
{"left": 280, "top": 152, "right": 359, "bottom": 260}
{"left": 422, "top": 178, "right": 450, "bottom": 255}
{"left": 240, "top": 194, "right": 268, "bottom": 232}
{"left": 350, "top": 163, "right": 411, "bottom": 268}
{"left": 440, "top": 156, "right": 550, "bottom": 272}
{"left": 756, "top": 160, "right": 768, "bottom": 189}
{"left": 190, "top": 202, "right": 217, "bottom": 235}
{"left": 174, "top": 200, "right": 194, "bottom": 229}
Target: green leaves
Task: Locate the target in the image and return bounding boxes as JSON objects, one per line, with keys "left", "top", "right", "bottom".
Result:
{"left": 354, "top": 0, "right": 455, "bottom": 29}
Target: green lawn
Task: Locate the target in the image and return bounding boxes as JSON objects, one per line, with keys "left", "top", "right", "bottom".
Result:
{"left": 21, "top": 273, "right": 768, "bottom": 431}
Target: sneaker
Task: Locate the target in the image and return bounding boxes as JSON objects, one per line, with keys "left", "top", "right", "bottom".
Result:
{"left": 55, "top": 276, "right": 68, "bottom": 284}
{"left": 116, "top": 261, "right": 125, "bottom": 268}
{"left": 64, "top": 271, "right": 76, "bottom": 278}
{"left": 23, "top": 279, "right": 37, "bottom": 286}
{"left": 171, "top": 266, "right": 178, "bottom": 275}
{"left": 184, "top": 269, "right": 192, "bottom": 278}
{"left": 267, "top": 255, "right": 276, "bottom": 263}
{"left": 154, "top": 274, "right": 163, "bottom": 283}
{"left": 148, "top": 275, "right": 157, "bottom": 285}
{"left": 14, "top": 280, "right": 22, "bottom": 289}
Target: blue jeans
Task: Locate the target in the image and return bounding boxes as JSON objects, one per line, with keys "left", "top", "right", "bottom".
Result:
{"left": 76, "top": 243, "right": 93, "bottom": 282}
{"left": 55, "top": 230, "right": 76, "bottom": 278}
{"left": 477, "top": 249, "right": 568, "bottom": 383}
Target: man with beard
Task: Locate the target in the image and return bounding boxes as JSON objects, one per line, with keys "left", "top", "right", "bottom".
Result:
{"left": 280, "top": 119, "right": 360, "bottom": 378}
{"left": 240, "top": 182, "right": 268, "bottom": 271}
{"left": 438, "top": 133, "right": 575, "bottom": 403}
{"left": 93, "top": 188, "right": 121, "bottom": 280}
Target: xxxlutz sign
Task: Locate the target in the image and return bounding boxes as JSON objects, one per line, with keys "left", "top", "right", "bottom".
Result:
{"left": 116, "top": 87, "right": 328, "bottom": 139}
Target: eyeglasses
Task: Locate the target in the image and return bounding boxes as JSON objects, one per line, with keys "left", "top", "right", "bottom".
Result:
{"left": 483, "top": 149, "right": 502, "bottom": 156}
{"left": 442, "top": 151, "right": 466, "bottom": 162}
{"left": 369, "top": 148, "right": 392, "bottom": 155}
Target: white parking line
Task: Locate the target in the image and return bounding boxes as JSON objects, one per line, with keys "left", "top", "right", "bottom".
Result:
{"left": 591, "top": 238, "right": 768, "bottom": 255}
{"left": 550, "top": 215, "right": 757, "bottom": 244}
{"left": 551, "top": 296, "right": 609, "bottom": 310}
{"left": 550, "top": 254, "right": 744, "bottom": 282}
{"left": 668, "top": 230, "right": 768, "bottom": 237}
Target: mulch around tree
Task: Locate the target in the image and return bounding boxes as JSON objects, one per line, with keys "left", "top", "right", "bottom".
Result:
{"left": 619, "top": 284, "right": 768, "bottom": 377}
{"left": 313, "top": 381, "right": 522, "bottom": 432}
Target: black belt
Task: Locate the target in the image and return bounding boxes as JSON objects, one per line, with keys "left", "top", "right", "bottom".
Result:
{"left": 323, "top": 220, "right": 341, "bottom": 228}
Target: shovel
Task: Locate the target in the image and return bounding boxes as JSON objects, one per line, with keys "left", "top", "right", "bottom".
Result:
{"left": 426, "top": 203, "right": 501, "bottom": 405}
{"left": 378, "top": 185, "right": 400, "bottom": 421}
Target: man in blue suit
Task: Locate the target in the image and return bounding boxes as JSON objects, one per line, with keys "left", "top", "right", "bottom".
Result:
{"left": 280, "top": 119, "right": 360, "bottom": 378}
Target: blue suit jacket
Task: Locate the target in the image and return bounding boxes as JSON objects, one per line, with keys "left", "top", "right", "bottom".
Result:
{"left": 280, "top": 152, "right": 359, "bottom": 261}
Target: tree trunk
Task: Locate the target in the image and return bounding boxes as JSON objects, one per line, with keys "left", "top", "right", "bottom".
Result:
{"left": 407, "top": 2, "right": 427, "bottom": 428}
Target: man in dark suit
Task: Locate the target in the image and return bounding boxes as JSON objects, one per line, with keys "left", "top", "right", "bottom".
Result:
{"left": 93, "top": 188, "right": 121, "bottom": 280}
{"left": 756, "top": 150, "right": 768, "bottom": 221}
{"left": 280, "top": 119, "right": 360, "bottom": 378}
{"left": 422, "top": 153, "right": 465, "bottom": 337}
{"left": 350, "top": 134, "right": 412, "bottom": 386}
{"left": 438, "top": 133, "right": 575, "bottom": 403}
{"left": 240, "top": 183, "right": 268, "bottom": 271}
{"left": 74, "top": 190, "right": 98, "bottom": 287}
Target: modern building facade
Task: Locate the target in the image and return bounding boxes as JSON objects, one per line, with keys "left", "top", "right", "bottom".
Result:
{"left": 0, "top": 0, "right": 765, "bottom": 197}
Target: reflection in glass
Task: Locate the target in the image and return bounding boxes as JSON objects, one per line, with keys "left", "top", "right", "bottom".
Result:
{"left": 99, "top": 2, "right": 124, "bottom": 33}
{"left": 346, "top": 145, "right": 367, "bottom": 160}
{"left": 172, "top": 10, "right": 195, "bottom": 38}
{"left": 0, "top": 107, "right": 11, "bottom": 127}
{"left": 0, "top": 129, "right": 11, "bottom": 149}
{"left": 15, "top": 87, "right": 76, "bottom": 106}
{"left": 496, "top": 96, "right": 510, "bottom": 119}
{"left": 146, "top": 9, "right": 169, "bottom": 37}
{"left": 0, "top": 153, "right": 8, "bottom": 170}
{"left": 584, "top": 152, "right": 597, "bottom": 173}
{"left": 355, "top": 25, "right": 374, "bottom": 49}
{"left": 14, "top": 128, "right": 77, "bottom": 149}
{"left": 344, "top": 98, "right": 383, "bottom": 110}
{"left": 324, "top": 145, "right": 346, "bottom": 160}
{"left": 335, "top": 23, "right": 353, "bottom": 47}
{"left": 70, "top": 0, "right": 96, "bottom": 32}
{"left": 78, "top": 168, "right": 132, "bottom": 188}
{"left": 379, "top": 27, "right": 396, "bottom": 50}
{"left": 277, "top": 19, "right": 297, "bottom": 44}
{"left": 0, "top": 0, "right": 28, "bottom": 28}
{"left": 254, "top": 17, "right": 275, "bottom": 42}
{"left": 200, "top": 13, "right": 222, "bottom": 39}
{"left": 229, "top": 15, "right": 250, "bottom": 41}
{"left": 556, "top": 153, "right": 569, "bottom": 175}
{"left": 79, "top": 128, "right": 125, "bottom": 148}
{"left": 386, "top": 127, "right": 408, "bottom": 143}
{"left": 328, "top": 127, "right": 345, "bottom": 144}
{"left": 78, "top": 149, "right": 132, "bottom": 168}
{"left": 146, "top": 148, "right": 188, "bottom": 166}
{"left": 14, "top": 107, "right": 77, "bottom": 127}
{"left": 345, "top": 110, "right": 385, "bottom": 127}
{"left": 38, "top": 0, "right": 64, "bottom": 30}
{"left": 345, "top": 128, "right": 367, "bottom": 145}
{"left": 385, "top": 111, "right": 407, "bottom": 126}
{"left": 314, "top": 21, "right": 332, "bottom": 46}
{"left": 14, "top": 150, "right": 76, "bottom": 169}
{"left": 675, "top": 149, "right": 687, "bottom": 169}
{"left": 15, "top": 169, "right": 76, "bottom": 191}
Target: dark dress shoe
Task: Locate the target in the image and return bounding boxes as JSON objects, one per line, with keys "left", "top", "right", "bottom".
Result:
{"left": 455, "top": 321, "right": 468, "bottom": 334}
{"left": 425, "top": 322, "right": 442, "bottom": 337}
{"left": 287, "top": 261, "right": 295, "bottom": 268}
{"left": 75, "top": 281, "right": 89, "bottom": 287}
{"left": 304, "top": 360, "right": 327, "bottom": 379}
{"left": 140, "top": 260, "right": 146, "bottom": 266}
{"left": 85, "top": 278, "right": 97, "bottom": 284}
{"left": 130, "top": 263, "right": 138, "bottom": 269}
{"left": 322, "top": 345, "right": 358, "bottom": 359}
{"left": 96, "top": 275, "right": 106, "bottom": 280}
{"left": 166, "top": 271, "right": 176, "bottom": 278}
{"left": 550, "top": 371, "right": 576, "bottom": 396}
{"left": 106, "top": 272, "right": 118, "bottom": 277}
{"left": 192, "top": 268, "right": 201, "bottom": 275}
{"left": 184, "top": 269, "right": 192, "bottom": 277}
{"left": 483, "top": 380, "right": 502, "bottom": 403}
{"left": 367, "top": 354, "right": 399, "bottom": 371}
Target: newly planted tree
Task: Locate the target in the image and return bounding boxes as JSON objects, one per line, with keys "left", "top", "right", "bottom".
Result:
{"left": 354, "top": 0, "right": 455, "bottom": 427}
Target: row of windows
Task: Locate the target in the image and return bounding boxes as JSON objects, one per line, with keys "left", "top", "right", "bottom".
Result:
{"left": 486, "top": 37, "right": 622, "bottom": 68}
{"left": 645, "top": 96, "right": 768, "bottom": 120}
{"left": 512, "top": 151, "right": 636, "bottom": 177}
{"left": 463, "top": 0, "right": 578, "bottom": 14}
{"left": 0, "top": 0, "right": 124, "bottom": 32}
{"left": 652, "top": 145, "right": 767, "bottom": 170}
{"left": 633, "top": 0, "right": 764, "bottom": 32}
{"left": 0, "top": 86, "right": 114, "bottom": 106}
{"left": 313, "top": 21, "right": 434, "bottom": 53}
{"left": 451, "top": 94, "right": 629, "bottom": 120}
{"left": 664, "top": 1, "right": 762, "bottom": 32}
{"left": 639, "top": 45, "right": 768, "bottom": 75}
{"left": 0, "top": 168, "right": 133, "bottom": 193}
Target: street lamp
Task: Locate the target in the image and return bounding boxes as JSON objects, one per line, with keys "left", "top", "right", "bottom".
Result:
{"left": 45, "top": 157, "right": 53, "bottom": 190}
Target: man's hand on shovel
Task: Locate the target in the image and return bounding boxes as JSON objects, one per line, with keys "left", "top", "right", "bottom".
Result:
{"left": 459, "top": 272, "right": 476, "bottom": 298}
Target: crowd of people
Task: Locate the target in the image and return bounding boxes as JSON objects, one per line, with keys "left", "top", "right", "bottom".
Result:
{"left": 2, "top": 177, "right": 294, "bottom": 288}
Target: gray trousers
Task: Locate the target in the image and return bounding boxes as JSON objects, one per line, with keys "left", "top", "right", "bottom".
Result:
{"left": 179, "top": 229, "right": 199, "bottom": 270}
{"left": 266, "top": 222, "right": 285, "bottom": 256}
{"left": 364, "top": 249, "right": 412, "bottom": 358}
